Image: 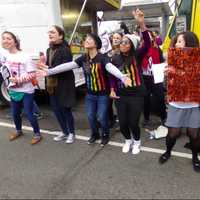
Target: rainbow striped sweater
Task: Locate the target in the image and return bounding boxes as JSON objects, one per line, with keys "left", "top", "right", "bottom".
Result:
{"left": 111, "top": 30, "right": 151, "bottom": 97}
{"left": 75, "top": 53, "right": 110, "bottom": 95}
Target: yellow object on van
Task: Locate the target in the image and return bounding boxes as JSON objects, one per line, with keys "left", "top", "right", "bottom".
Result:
{"left": 162, "top": 0, "right": 200, "bottom": 53}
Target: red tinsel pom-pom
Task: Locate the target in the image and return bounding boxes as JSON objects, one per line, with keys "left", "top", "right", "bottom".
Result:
{"left": 167, "top": 48, "right": 200, "bottom": 103}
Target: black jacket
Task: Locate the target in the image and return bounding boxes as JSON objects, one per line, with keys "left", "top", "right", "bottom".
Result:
{"left": 46, "top": 40, "right": 76, "bottom": 107}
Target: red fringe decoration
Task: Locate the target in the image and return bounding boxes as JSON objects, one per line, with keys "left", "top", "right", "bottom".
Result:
{"left": 167, "top": 48, "right": 200, "bottom": 103}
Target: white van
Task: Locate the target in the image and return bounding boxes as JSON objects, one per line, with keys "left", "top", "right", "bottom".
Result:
{"left": 0, "top": 0, "right": 85, "bottom": 103}
{"left": 0, "top": 0, "right": 121, "bottom": 104}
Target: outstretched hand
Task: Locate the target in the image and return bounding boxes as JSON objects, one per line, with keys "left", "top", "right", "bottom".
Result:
{"left": 9, "top": 77, "right": 18, "bottom": 84}
{"left": 110, "top": 89, "right": 120, "bottom": 99}
{"left": 122, "top": 74, "right": 132, "bottom": 87}
{"left": 36, "top": 69, "right": 48, "bottom": 77}
{"left": 37, "top": 62, "right": 48, "bottom": 70}
{"left": 132, "top": 8, "right": 144, "bottom": 24}
{"left": 36, "top": 62, "right": 49, "bottom": 77}
{"left": 164, "top": 66, "right": 176, "bottom": 75}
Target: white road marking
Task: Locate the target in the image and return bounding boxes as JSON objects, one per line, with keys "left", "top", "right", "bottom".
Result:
{"left": 0, "top": 121, "right": 193, "bottom": 159}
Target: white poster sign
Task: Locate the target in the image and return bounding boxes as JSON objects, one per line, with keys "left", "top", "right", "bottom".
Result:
{"left": 100, "top": 32, "right": 112, "bottom": 54}
{"left": 151, "top": 63, "right": 167, "bottom": 84}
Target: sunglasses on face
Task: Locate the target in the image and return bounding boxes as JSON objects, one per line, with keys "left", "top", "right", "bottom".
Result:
{"left": 120, "top": 40, "right": 131, "bottom": 45}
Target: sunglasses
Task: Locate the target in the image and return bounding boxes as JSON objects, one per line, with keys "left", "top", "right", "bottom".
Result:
{"left": 120, "top": 40, "right": 131, "bottom": 45}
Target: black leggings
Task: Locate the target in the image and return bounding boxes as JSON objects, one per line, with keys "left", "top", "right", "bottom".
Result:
{"left": 116, "top": 96, "right": 143, "bottom": 140}
{"left": 143, "top": 75, "right": 167, "bottom": 121}
{"left": 165, "top": 127, "right": 200, "bottom": 160}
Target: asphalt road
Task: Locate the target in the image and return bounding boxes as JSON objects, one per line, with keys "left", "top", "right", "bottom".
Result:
{"left": 0, "top": 94, "right": 199, "bottom": 199}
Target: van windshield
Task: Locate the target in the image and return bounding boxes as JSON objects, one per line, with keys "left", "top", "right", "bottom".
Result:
{"left": 60, "top": 0, "right": 91, "bottom": 53}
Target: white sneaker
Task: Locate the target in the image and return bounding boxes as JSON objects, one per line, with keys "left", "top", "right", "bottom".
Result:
{"left": 132, "top": 140, "right": 141, "bottom": 155}
{"left": 53, "top": 133, "right": 67, "bottom": 142}
{"left": 65, "top": 133, "right": 75, "bottom": 144}
{"left": 122, "top": 139, "right": 132, "bottom": 153}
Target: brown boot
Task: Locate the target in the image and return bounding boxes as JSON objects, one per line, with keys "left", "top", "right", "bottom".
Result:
{"left": 31, "top": 136, "right": 43, "bottom": 145}
{"left": 9, "top": 132, "right": 23, "bottom": 141}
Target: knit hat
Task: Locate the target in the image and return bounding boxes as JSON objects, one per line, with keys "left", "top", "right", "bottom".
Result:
{"left": 124, "top": 34, "right": 140, "bottom": 49}
{"left": 87, "top": 33, "right": 102, "bottom": 49}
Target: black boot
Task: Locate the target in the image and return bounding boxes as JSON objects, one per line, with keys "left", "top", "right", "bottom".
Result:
{"left": 159, "top": 151, "right": 171, "bottom": 164}
{"left": 88, "top": 134, "right": 100, "bottom": 144}
{"left": 100, "top": 135, "right": 110, "bottom": 146}
{"left": 192, "top": 157, "right": 200, "bottom": 172}
{"left": 191, "top": 147, "right": 200, "bottom": 172}
{"left": 184, "top": 142, "right": 191, "bottom": 150}
{"left": 190, "top": 137, "right": 200, "bottom": 172}
{"left": 158, "top": 135, "right": 176, "bottom": 164}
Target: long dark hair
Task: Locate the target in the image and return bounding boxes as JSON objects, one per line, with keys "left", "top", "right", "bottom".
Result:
{"left": 171, "top": 31, "right": 199, "bottom": 47}
{"left": 2, "top": 31, "right": 21, "bottom": 50}
{"left": 120, "top": 38, "right": 136, "bottom": 67}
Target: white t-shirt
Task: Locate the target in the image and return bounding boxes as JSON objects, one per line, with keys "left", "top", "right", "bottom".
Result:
{"left": 5, "top": 51, "right": 35, "bottom": 93}
{"left": 169, "top": 102, "right": 199, "bottom": 109}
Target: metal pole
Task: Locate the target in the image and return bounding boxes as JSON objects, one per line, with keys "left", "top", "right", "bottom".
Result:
{"left": 69, "top": 0, "right": 88, "bottom": 45}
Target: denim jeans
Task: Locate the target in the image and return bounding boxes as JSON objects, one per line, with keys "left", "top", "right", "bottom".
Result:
{"left": 33, "top": 101, "right": 40, "bottom": 114}
{"left": 85, "top": 94, "right": 109, "bottom": 137}
{"left": 50, "top": 95, "right": 74, "bottom": 135}
{"left": 11, "top": 93, "right": 40, "bottom": 136}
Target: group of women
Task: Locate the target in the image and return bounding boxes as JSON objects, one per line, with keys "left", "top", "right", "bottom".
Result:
{"left": 0, "top": 8, "right": 199, "bottom": 172}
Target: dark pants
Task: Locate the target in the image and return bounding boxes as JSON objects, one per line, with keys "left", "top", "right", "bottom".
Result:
{"left": 116, "top": 96, "right": 143, "bottom": 140}
{"left": 108, "top": 98, "right": 117, "bottom": 127}
{"left": 33, "top": 101, "right": 40, "bottom": 114}
{"left": 50, "top": 95, "right": 74, "bottom": 135}
{"left": 143, "top": 75, "right": 167, "bottom": 121}
{"left": 11, "top": 93, "right": 40, "bottom": 136}
{"left": 85, "top": 94, "right": 109, "bottom": 137}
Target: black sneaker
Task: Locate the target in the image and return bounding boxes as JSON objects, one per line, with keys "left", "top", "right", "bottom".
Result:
{"left": 184, "top": 142, "right": 191, "bottom": 150}
{"left": 100, "top": 136, "right": 110, "bottom": 146}
{"left": 159, "top": 152, "right": 171, "bottom": 164}
{"left": 87, "top": 135, "right": 100, "bottom": 144}
{"left": 193, "top": 159, "right": 200, "bottom": 173}
{"left": 33, "top": 112, "right": 43, "bottom": 120}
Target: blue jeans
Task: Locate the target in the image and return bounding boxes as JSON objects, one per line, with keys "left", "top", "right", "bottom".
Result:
{"left": 8, "top": 100, "right": 40, "bottom": 116}
{"left": 85, "top": 94, "right": 109, "bottom": 137}
{"left": 11, "top": 93, "right": 40, "bottom": 136}
{"left": 50, "top": 95, "right": 74, "bottom": 135}
{"left": 33, "top": 101, "right": 40, "bottom": 114}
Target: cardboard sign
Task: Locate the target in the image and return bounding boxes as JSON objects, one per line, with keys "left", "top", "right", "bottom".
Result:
{"left": 100, "top": 32, "right": 112, "bottom": 54}
{"left": 167, "top": 48, "right": 200, "bottom": 103}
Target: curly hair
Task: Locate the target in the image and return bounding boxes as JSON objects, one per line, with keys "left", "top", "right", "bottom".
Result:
{"left": 171, "top": 31, "right": 199, "bottom": 48}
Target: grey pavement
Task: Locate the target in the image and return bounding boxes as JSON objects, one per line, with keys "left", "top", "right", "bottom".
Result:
{"left": 0, "top": 126, "right": 199, "bottom": 199}
{"left": 0, "top": 97, "right": 199, "bottom": 199}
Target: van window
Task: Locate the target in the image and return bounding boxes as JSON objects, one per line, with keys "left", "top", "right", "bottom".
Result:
{"left": 60, "top": 0, "right": 91, "bottom": 49}
{"left": 169, "top": 0, "right": 192, "bottom": 39}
